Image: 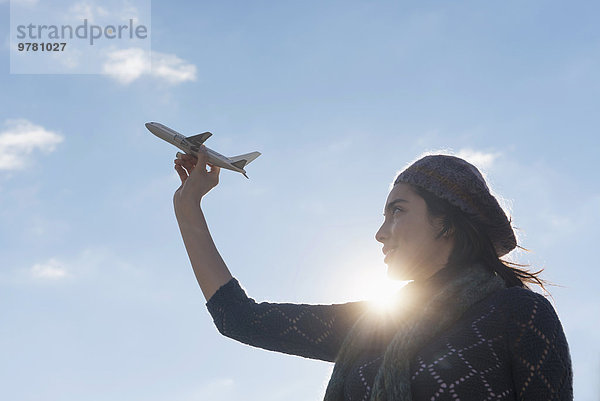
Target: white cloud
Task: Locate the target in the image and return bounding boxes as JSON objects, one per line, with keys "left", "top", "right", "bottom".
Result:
{"left": 67, "top": 1, "right": 109, "bottom": 22}
{"left": 65, "top": 0, "right": 139, "bottom": 23}
{"left": 102, "top": 48, "right": 148, "bottom": 84}
{"left": 120, "top": 2, "right": 141, "bottom": 24}
{"left": 102, "top": 48, "right": 197, "bottom": 85}
{"left": 5, "top": 248, "right": 135, "bottom": 286}
{"left": 30, "top": 259, "right": 68, "bottom": 280}
{"left": 455, "top": 148, "right": 501, "bottom": 170}
{"left": 151, "top": 51, "right": 198, "bottom": 84}
{"left": 0, "top": 119, "right": 64, "bottom": 171}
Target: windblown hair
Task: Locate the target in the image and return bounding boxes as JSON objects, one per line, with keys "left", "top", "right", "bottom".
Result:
{"left": 410, "top": 184, "right": 548, "bottom": 292}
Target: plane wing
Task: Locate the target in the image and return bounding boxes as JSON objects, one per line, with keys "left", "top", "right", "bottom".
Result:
{"left": 186, "top": 132, "right": 212, "bottom": 146}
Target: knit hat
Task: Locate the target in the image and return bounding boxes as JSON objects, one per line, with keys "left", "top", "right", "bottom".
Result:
{"left": 394, "top": 154, "right": 517, "bottom": 257}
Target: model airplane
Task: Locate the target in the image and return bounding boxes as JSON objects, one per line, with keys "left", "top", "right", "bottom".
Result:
{"left": 145, "top": 122, "right": 261, "bottom": 178}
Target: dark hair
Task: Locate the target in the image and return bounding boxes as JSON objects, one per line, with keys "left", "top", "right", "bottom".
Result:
{"left": 410, "top": 184, "right": 548, "bottom": 291}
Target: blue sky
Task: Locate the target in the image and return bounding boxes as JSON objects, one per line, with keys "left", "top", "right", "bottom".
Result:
{"left": 1, "top": 0, "right": 598, "bottom": 400}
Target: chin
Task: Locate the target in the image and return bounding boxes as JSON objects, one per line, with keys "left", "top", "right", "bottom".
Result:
{"left": 387, "top": 273, "right": 407, "bottom": 282}
{"left": 387, "top": 259, "right": 431, "bottom": 282}
{"left": 386, "top": 265, "right": 412, "bottom": 281}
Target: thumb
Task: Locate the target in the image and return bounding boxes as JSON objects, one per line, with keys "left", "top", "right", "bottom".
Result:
{"left": 208, "top": 164, "right": 221, "bottom": 183}
{"left": 196, "top": 146, "right": 209, "bottom": 167}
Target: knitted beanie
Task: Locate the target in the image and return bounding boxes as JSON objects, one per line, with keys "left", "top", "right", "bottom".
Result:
{"left": 394, "top": 154, "right": 517, "bottom": 256}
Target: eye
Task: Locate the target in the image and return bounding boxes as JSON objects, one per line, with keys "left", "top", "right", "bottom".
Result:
{"left": 392, "top": 207, "right": 405, "bottom": 215}
{"left": 383, "top": 205, "right": 406, "bottom": 218}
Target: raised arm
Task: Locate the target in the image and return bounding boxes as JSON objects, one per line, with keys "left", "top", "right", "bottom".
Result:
{"left": 172, "top": 149, "right": 369, "bottom": 361}
{"left": 173, "top": 148, "right": 232, "bottom": 300}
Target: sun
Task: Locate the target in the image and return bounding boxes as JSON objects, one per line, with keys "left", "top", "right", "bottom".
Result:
{"left": 366, "top": 277, "right": 409, "bottom": 313}
{"left": 340, "top": 267, "right": 409, "bottom": 313}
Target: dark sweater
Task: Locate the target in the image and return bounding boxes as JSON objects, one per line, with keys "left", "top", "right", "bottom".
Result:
{"left": 206, "top": 278, "right": 572, "bottom": 400}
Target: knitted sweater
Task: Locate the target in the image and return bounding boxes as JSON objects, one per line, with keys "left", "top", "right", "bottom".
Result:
{"left": 206, "top": 278, "right": 572, "bottom": 400}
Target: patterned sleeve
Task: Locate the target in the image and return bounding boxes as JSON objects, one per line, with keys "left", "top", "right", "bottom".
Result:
{"left": 205, "top": 278, "right": 368, "bottom": 362}
{"left": 506, "top": 288, "right": 573, "bottom": 400}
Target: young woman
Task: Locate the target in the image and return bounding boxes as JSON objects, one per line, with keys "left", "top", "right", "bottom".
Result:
{"left": 173, "top": 150, "right": 573, "bottom": 401}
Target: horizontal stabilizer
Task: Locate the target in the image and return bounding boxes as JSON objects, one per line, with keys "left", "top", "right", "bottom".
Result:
{"left": 229, "top": 151, "right": 261, "bottom": 169}
{"left": 231, "top": 160, "right": 246, "bottom": 169}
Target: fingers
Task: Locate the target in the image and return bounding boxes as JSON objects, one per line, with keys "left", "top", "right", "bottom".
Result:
{"left": 187, "top": 148, "right": 213, "bottom": 181}
{"left": 174, "top": 164, "right": 188, "bottom": 184}
{"left": 177, "top": 153, "right": 197, "bottom": 169}
{"left": 176, "top": 153, "right": 198, "bottom": 170}
{"left": 174, "top": 153, "right": 198, "bottom": 185}
{"left": 173, "top": 148, "right": 219, "bottom": 188}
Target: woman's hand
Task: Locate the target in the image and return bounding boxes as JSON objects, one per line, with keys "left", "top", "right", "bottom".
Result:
{"left": 173, "top": 147, "right": 221, "bottom": 217}
{"left": 172, "top": 147, "right": 232, "bottom": 300}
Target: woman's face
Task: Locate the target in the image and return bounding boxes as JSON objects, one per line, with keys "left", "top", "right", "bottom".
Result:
{"left": 375, "top": 183, "right": 454, "bottom": 281}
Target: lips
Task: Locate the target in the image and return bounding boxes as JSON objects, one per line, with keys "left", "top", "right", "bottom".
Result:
{"left": 383, "top": 247, "right": 396, "bottom": 263}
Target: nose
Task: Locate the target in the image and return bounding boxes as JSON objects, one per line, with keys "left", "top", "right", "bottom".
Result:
{"left": 375, "top": 220, "right": 388, "bottom": 244}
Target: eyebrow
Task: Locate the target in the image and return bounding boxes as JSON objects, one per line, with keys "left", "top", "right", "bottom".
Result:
{"left": 384, "top": 198, "right": 409, "bottom": 214}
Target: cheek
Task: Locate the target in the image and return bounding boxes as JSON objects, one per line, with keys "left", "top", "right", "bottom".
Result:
{"left": 390, "top": 218, "right": 435, "bottom": 250}
{"left": 388, "top": 220, "right": 404, "bottom": 241}
{"left": 389, "top": 219, "right": 416, "bottom": 246}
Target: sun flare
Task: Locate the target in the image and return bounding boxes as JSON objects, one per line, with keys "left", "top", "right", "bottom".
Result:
{"left": 366, "top": 278, "right": 409, "bottom": 313}
{"left": 341, "top": 268, "right": 409, "bottom": 313}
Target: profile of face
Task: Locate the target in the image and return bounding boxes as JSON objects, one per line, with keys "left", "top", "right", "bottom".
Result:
{"left": 375, "top": 183, "right": 454, "bottom": 281}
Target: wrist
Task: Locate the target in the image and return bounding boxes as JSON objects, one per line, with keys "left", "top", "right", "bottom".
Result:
{"left": 174, "top": 198, "right": 204, "bottom": 220}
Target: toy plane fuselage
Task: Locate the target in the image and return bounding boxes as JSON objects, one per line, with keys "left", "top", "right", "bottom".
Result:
{"left": 145, "top": 122, "right": 260, "bottom": 178}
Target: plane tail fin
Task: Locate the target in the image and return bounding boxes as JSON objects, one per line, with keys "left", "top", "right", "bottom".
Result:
{"left": 229, "top": 152, "right": 261, "bottom": 169}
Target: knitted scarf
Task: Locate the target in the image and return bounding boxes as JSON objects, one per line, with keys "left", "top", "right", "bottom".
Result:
{"left": 323, "top": 264, "right": 506, "bottom": 401}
